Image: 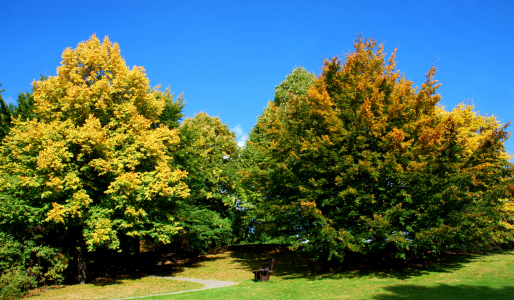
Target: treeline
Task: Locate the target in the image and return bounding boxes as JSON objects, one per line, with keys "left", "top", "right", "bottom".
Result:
{"left": 0, "top": 35, "right": 512, "bottom": 298}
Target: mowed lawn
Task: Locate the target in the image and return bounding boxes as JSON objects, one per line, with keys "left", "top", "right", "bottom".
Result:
{"left": 29, "top": 277, "right": 203, "bottom": 300}
{"left": 30, "top": 245, "right": 514, "bottom": 300}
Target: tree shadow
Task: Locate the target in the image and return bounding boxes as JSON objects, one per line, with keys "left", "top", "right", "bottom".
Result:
{"left": 225, "top": 244, "right": 485, "bottom": 281}
{"left": 85, "top": 247, "right": 222, "bottom": 286}
{"left": 90, "top": 277, "right": 125, "bottom": 286}
{"left": 372, "top": 284, "right": 514, "bottom": 300}
{"left": 84, "top": 244, "right": 500, "bottom": 287}
{"left": 227, "top": 244, "right": 314, "bottom": 277}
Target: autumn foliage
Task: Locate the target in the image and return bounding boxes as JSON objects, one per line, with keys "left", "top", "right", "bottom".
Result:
{"left": 242, "top": 37, "right": 514, "bottom": 262}
{"left": 0, "top": 34, "right": 512, "bottom": 295}
{"left": 0, "top": 35, "right": 189, "bottom": 284}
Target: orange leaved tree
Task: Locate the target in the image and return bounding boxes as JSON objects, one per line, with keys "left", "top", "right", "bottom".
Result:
{"left": 243, "top": 36, "right": 514, "bottom": 262}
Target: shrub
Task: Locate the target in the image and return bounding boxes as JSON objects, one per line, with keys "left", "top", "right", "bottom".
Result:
{"left": 0, "top": 233, "right": 67, "bottom": 299}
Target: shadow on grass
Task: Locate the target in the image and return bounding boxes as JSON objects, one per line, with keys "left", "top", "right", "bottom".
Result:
{"left": 90, "top": 277, "right": 126, "bottom": 286}
{"left": 85, "top": 248, "right": 221, "bottom": 286}
{"left": 85, "top": 244, "right": 291, "bottom": 285}
{"left": 225, "top": 244, "right": 483, "bottom": 281}
{"left": 84, "top": 244, "right": 497, "bottom": 287}
{"left": 372, "top": 284, "right": 514, "bottom": 300}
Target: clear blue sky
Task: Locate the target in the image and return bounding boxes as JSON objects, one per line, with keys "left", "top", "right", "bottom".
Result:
{"left": 1, "top": 0, "right": 513, "bottom": 157}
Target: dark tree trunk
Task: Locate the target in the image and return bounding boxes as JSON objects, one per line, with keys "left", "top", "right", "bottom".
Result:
{"left": 133, "top": 238, "right": 140, "bottom": 256}
{"left": 77, "top": 239, "right": 87, "bottom": 284}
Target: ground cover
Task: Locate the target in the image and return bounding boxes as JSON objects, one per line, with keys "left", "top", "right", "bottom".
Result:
{"left": 27, "top": 245, "right": 514, "bottom": 300}
{"left": 150, "top": 246, "right": 514, "bottom": 300}
{"left": 28, "top": 277, "right": 202, "bottom": 300}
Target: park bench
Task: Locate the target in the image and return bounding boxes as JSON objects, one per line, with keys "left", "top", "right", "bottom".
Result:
{"left": 253, "top": 258, "right": 275, "bottom": 282}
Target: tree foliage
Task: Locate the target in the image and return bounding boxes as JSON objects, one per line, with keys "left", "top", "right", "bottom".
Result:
{"left": 238, "top": 67, "right": 316, "bottom": 244}
{"left": 0, "top": 232, "right": 66, "bottom": 299}
{"left": 0, "top": 85, "right": 10, "bottom": 141}
{"left": 0, "top": 76, "right": 48, "bottom": 141}
{"left": 0, "top": 35, "right": 189, "bottom": 283}
{"left": 155, "top": 87, "right": 186, "bottom": 129}
{"left": 0, "top": 33, "right": 512, "bottom": 291}
{"left": 243, "top": 36, "right": 514, "bottom": 262}
{"left": 173, "top": 112, "right": 239, "bottom": 250}
{"left": 273, "top": 67, "right": 315, "bottom": 106}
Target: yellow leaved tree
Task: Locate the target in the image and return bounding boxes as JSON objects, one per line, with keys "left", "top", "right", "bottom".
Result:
{"left": 0, "top": 35, "right": 189, "bottom": 283}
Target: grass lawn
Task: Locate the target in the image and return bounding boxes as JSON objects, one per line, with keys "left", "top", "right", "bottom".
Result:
{"left": 29, "top": 245, "right": 514, "bottom": 300}
{"left": 29, "top": 276, "right": 203, "bottom": 300}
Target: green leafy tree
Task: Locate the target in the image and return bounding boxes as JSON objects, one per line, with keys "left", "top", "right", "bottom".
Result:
{"left": 155, "top": 87, "right": 186, "bottom": 129}
{"left": 0, "top": 35, "right": 189, "bottom": 283}
{"left": 172, "top": 112, "right": 239, "bottom": 250}
{"left": 0, "top": 77, "right": 43, "bottom": 141}
{"left": 273, "top": 66, "right": 316, "bottom": 106}
{"left": 0, "top": 232, "right": 66, "bottom": 299}
{"left": 11, "top": 90, "right": 38, "bottom": 122}
{"left": 238, "top": 67, "right": 316, "bottom": 244}
{"left": 243, "top": 36, "right": 513, "bottom": 262}
{"left": 0, "top": 84, "right": 11, "bottom": 141}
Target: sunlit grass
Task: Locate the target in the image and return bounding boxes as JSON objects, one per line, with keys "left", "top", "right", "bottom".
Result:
{"left": 163, "top": 244, "right": 312, "bottom": 282}
{"left": 28, "top": 245, "right": 514, "bottom": 300}
{"left": 29, "top": 276, "right": 203, "bottom": 300}
{"left": 149, "top": 249, "right": 514, "bottom": 300}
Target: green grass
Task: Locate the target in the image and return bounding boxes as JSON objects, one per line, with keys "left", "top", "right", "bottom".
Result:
{"left": 28, "top": 276, "right": 203, "bottom": 300}
{"left": 29, "top": 245, "right": 514, "bottom": 300}
{"left": 149, "top": 246, "right": 514, "bottom": 300}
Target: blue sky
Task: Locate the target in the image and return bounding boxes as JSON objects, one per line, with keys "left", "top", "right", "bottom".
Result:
{"left": 1, "top": 0, "right": 513, "bottom": 157}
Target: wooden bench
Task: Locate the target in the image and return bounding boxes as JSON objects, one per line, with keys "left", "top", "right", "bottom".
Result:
{"left": 253, "top": 259, "right": 275, "bottom": 282}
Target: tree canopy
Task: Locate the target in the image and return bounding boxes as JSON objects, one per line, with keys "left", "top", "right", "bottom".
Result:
{"left": 0, "top": 83, "right": 38, "bottom": 141}
{"left": 0, "top": 85, "right": 10, "bottom": 141}
{"left": 0, "top": 35, "right": 189, "bottom": 283}
{"left": 173, "top": 112, "right": 239, "bottom": 250}
{"left": 0, "top": 34, "right": 512, "bottom": 294}
{"left": 273, "top": 67, "right": 316, "bottom": 106}
{"left": 242, "top": 37, "right": 514, "bottom": 262}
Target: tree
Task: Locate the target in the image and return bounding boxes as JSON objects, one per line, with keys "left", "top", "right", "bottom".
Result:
{"left": 0, "top": 84, "right": 11, "bottom": 141}
{"left": 238, "top": 67, "right": 316, "bottom": 244}
{"left": 243, "top": 36, "right": 514, "bottom": 262}
{"left": 0, "top": 76, "right": 43, "bottom": 141}
{"left": 0, "top": 35, "right": 189, "bottom": 283}
{"left": 154, "top": 86, "right": 186, "bottom": 129}
{"left": 173, "top": 112, "right": 239, "bottom": 250}
{"left": 273, "top": 67, "right": 316, "bottom": 106}
{"left": 0, "top": 231, "right": 66, "bottom": 299}
{"left": 11, "top": 88, "right": 39, "bottom": 122}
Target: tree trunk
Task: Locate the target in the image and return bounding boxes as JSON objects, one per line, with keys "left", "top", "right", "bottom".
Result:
{"left": 77, "top": 239, "right": 87, "bottom": 284}
{"left": 133, "top": 238, "right": 140, "bottom": 256}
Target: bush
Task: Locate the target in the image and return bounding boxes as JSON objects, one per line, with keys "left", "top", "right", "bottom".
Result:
{"left": 0, "top": 233, "right": 67, "bottom": 299}
{"left": 0, "top": 266, "right": 36, "bottom": 300}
